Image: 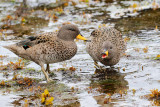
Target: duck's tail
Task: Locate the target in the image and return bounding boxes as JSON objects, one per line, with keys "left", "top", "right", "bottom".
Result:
{"left": 3, "top": 44, "right": 30, "bottom": 60}
{"left": 3, "top": 44, "right": 19, "bottom": 54}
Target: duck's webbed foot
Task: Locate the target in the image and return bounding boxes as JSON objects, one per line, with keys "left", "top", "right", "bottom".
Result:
{"left": 94, "top": 61, "right": 104, "bottom": 70}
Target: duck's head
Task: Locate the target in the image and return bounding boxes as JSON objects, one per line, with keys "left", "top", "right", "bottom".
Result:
{"left": 101, "top": 41, "right": 117, "bottom": 60}
{"left": 57, "top": 24, "right": 89, "bottom": 41}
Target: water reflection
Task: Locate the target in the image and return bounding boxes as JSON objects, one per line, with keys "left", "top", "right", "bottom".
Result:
{"left": 91, "top": 68, "right": 128, "bottom": 94}
{"left": 90, "top": 68, "right": 129, "bottom": 106}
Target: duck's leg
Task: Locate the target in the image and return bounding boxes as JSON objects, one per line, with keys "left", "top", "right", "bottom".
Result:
{"left": 40, "top": 64, "right": 52, "bottom": 82}
{"left": 46, "top": 64, "right": 50, "bottom": 74}
{"left": 94, "top": 61, "right": 103, "bottom": 70}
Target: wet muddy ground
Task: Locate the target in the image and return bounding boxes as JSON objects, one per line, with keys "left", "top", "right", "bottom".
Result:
{"left": 0, "top": 0, "right": 160, "bottom": 106}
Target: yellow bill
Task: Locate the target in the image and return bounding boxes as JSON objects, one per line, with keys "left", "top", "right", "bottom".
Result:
{"left": 76, "top": 34, "right": 87, "bottom": 41}
{"left": 102, "top": 50, "right": 108, "bottom": 58}
{"left": 105, "top": 50, "right": 108, "bottom": 57}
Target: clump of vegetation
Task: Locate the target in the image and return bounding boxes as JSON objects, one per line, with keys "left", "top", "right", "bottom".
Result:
{"left": 143, "top": 89, "right": 160, "bottom": 106}
{"left": 41, "top": 89, "right": 54, "bottom": 106}
{"left": 12, "top": 86, "right": 43, "bottom": 106}
{"left": 149, "top": 89, "right": 160, "bottom": 99}
{"left": 0, "top": 80, "right": 11, "bottom": 87}
{"left": 103, "top": 93, "right": 111, "bottom": 104}
{"left": 56, "top": 66, "right": 76, "bottom": 72}
{"left": 0, "top": 55, "right": 7, "bottom": 59}
{"left": 1, "top": 15, "right": 14, "bottom": 27}
{"left": 143, "top": 46, "right": 148, "bottom": 53}
{"left": 154, "top": 54, "right": 160, "bottom": 60}
{"left": 57, "top": 68, "right": 68, "bottom": 71}
{"left": 23, "top": 67, "right": 41, "bottom": 76}
{"left": 0, "top": 75, "right": 36, "bottom": 88}
{"left": 69, "top": 66, "right": 76, "bottom": 72}
{"left": 11, "top": 74, "right": 35, "bottom": 87}
{"left": 15, "top": 77, "right": 34, "bottom": 87}
{"left": 0, "top": 59, "right": 25, "bottom": 70}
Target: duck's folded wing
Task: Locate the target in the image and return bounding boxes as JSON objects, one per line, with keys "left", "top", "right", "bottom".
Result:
{"left": 16, "top": 32, "right": 57, "bottom": 49}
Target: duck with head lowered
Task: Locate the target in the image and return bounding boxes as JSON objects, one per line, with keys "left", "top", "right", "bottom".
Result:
{"left": 4, "top": 24, "right": 90, "bottom": 82}
{"left": 86, "top": 27, "right": 126, "bottom": 68}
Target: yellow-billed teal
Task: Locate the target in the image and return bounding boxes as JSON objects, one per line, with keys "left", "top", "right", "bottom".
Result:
{"left": 4, "top": 24, "right": 88, "bottom": 82}
{"left": 86, "top": 27, "right": 126, "bottom": 67}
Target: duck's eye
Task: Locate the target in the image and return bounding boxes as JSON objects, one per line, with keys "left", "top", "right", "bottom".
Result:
{"left": 69, "top": 28, "right": 76, "bottom": 31}
{"left": 110, "top": 47, "right": 112, "bottom": 49}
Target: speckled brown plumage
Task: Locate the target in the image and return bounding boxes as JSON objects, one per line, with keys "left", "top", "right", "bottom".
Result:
{"left": 4, "top": 24, "right": 87, "bottom": 82}
{"left": 86, "top": 27, "right": 126, "bottom": 66}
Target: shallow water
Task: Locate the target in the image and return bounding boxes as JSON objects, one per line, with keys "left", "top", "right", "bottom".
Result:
{"left": 0, "top": 0, "right": 160, "bottom": 106}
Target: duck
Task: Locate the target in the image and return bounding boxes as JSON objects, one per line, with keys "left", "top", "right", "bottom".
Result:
{"left": 86, "top": 27, "right": 126, "bottom": 68}
{"left": 4, "top": 24, "right": 89, "bottom": 82}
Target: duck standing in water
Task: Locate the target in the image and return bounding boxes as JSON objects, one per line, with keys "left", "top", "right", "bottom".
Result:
{"left": 86, "top": 27, "right": 126, "bottom": 68}
{"left": 4, "top": 24, "right": 89, "bottom": 82}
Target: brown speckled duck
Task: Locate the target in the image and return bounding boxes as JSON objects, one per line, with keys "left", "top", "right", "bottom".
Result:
{"left": 86, "top": 27, "right": 126, "bottom": 68}
{"left": 4, "top": 24, "right": 88, "bottom": 82}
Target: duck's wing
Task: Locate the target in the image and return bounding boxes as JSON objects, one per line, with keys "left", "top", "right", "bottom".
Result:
{"left": 3, "top": 32, "right": 58, "bottom": 60}
{"left": 16, "top": 32, "right": 57, "bottom": 50}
